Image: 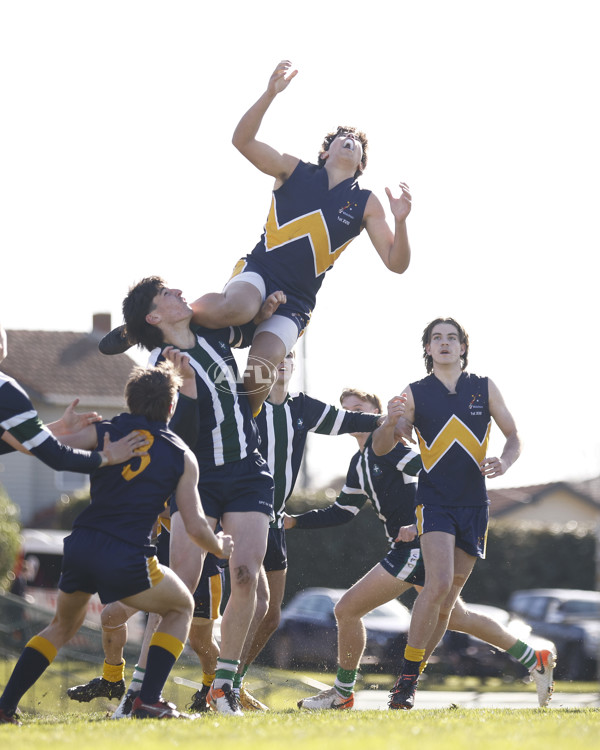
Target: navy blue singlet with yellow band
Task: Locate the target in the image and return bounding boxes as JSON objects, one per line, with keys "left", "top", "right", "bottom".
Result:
{"left": 233, "top": 161, "right": 371, "bottom": 318}
{"left": 411, "top": 372, "right": 491, "bottom": 507}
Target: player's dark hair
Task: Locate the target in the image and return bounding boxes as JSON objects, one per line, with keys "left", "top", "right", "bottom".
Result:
{"left": 339, "top": 387, "right": 382, "bottom": 413}
{"left": 422, "top": 318, "right": 469, "bottom": 374}
{"left": 318, "top": 126, "right": 368, "bottom": 178}
{"left": 125, "top": 362, "right": 182, "bottom": 422}
{"left": 122, "top": 276, "right": 166, "bottom": 352}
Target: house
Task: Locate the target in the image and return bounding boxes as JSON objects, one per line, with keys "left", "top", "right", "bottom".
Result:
{"left": 0, "top": 315, "right": 138, "bottom": 525}
{"left": 488, "top": 475, "right": 600, "bottom": 527}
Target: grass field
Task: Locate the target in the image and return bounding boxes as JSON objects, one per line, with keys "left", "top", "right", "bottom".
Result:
{"left": 1, "top": 660, "right": 599, "bottom": 750}
{"left": 2, "top": 708, "right": 600, "bottom": 750}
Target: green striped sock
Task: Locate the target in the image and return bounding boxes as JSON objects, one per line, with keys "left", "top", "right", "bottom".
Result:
{"left": 507, "top": 640, "right": 537, "bottom": 670}
{"left": 334, "top": 667, "right": 357, "bottom": 698}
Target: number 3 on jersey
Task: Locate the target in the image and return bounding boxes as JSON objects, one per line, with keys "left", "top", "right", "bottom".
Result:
{"left": 121, "top": 430, "right": 154, "bottom": 481}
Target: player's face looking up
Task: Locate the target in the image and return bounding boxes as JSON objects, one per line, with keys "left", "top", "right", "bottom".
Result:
{"left": 146, "top": 287, "right": 192, "bottom": 327}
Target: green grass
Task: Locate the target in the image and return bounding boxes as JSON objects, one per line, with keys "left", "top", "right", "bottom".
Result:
{"left": 1, "top": 660, "right": 600, "bottom": 750}
{"left": 2, "top": 709, "right": 600, "bottom": 750}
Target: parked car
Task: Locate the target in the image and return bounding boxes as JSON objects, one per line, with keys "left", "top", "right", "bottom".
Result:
{"left": 432, "top": 602, "right": 556, "bottom": 681}
{"left": 258, "top": 587, "right": 556, "bottom": 679}
{"left": 258, "top": 587, "right": 411, "bottom": 673}
{"left": 508, "top": 588, "right": 600, "bottom": 680}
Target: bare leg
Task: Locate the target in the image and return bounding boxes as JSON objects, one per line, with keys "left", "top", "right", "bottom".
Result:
{"left": 242, "top": 568, "right": 286, "bottom": 666}
{"left": 38, "top": 590, "right": 92, "bottom": 651}
{"left": 448, "top": 597, "right": 518, "bottom": 651}
{"left": 219, "top": 511, "right": 269, "bottom": 661}
{"left": 244, "top": 331, "right": 286, "bottom": 415}
{"left": 420, "top": 547, "right": 477, "bottom": 661}
{"left": 335, "top": 565, "right": 412, "bottom": 670}
{"left": 101, "top": 601, "right": 137, "bottom": 665}
{"left": 189, "top": 618, "right": 219, "bottom": 675}
{"left": 239, "top": 567, "right": 270, "bottom": 668}
{"left": 191, "top": 282, "right": 263, "bottom": 329}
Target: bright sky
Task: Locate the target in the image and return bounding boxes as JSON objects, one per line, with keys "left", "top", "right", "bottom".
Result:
{"left": 2, "top": 1, "right": 599, "bottom": 491}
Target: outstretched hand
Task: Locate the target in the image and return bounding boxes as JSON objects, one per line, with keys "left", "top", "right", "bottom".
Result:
{"left": 267, "top": 60, "right": 298, "bottom": 97}
{"left": 54, "top": 399, "right": 102, "bottom": 436}
{"left": 385, "top": 182, "right": 412, "bottom": 223}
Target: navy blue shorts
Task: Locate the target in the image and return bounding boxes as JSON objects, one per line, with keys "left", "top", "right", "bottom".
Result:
{"left": 177, "top": 450, "right": 274, "bottom": 521}
{"left": 59, "top": 528, "right": 165, "bottom": 604}
{"left": 379, "top": 545, "right": 425, "bottom": 586}
{"left": 416, "top": 504, "right": 489, "bottom": 559}
{"left": 192, "top": 553, "right": 225, "bottom": 620}
{"left": 263, "top": 527, "right": 288, "bottom": 572}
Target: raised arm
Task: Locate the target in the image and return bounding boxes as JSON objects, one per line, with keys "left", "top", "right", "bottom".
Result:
{"left": 480, "top": 378, "right": 522, "bottom": 478}
{"left": 231, "top": 60, "right": 300, "bottom": 183}
{"left": 363, "top": 183, "right": 412, "bottom": 274}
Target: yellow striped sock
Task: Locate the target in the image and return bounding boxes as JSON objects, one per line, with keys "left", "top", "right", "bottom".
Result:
{"left": 150, "top": 632, "right": 184, "bottom": 660}
{"left": 26, "top": 635, "right": 58, "bottom": 663}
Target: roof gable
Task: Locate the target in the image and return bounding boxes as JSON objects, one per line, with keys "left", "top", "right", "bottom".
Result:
{"left": 1, "top": 328, "right": 137, "bottom": 407}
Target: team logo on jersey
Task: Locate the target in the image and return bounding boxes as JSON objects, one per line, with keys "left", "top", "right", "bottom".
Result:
{"left": 296, "top": 417, "right": 304, "bottom": 429}
{"left": 337, "top": 201, "right": 359, "bottom": 226}
{"left": 218, "top": 340, "right": 228, "bottom": 352}
{"left": 371, "top": 463, "right": 383, "bottom": 477}
{"left": 469, "top": 393, "right": 484, "bottom": 416}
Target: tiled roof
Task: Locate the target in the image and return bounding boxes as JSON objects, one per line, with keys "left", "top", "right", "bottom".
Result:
{"left": 489, "top": 477, "right": 600, "bottom": 518}
{"left": 1, "top": 325, "right": 137, "bottom": 407}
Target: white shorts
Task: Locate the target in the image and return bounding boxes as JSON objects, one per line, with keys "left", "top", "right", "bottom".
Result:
{"left": 223, "top": 271, "right": 299, "bottom": 354}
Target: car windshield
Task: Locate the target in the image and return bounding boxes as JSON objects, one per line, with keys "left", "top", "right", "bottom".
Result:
{"left": 559, "top": 600, "right": 600, "bottom": 618}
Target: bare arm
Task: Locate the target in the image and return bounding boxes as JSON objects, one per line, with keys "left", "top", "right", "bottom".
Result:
{"left": 363, "top": 184, "right": 412, "bottom": 273}
{"left": 174, "top": 452, "right": 234, "bottom": 558}
{"left": 372, "top": 386, "right": 414, "bottom": 455}
{"left": 480, "top": 379, "right": 522, "bottom": 478}
{"left": 231, "top": 60, "right": 299, "bottom": 184}
{"left": 371, "top": 394, "right": 407, "bottom": 455}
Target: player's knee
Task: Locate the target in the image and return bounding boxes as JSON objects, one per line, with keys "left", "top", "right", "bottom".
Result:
{"left": 334, "top": 597, "right": 361, "bottom": 623}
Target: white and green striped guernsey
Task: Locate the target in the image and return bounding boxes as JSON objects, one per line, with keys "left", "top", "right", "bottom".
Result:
{"left": 255, "top": 392, "right": 380, "bottom": 526}
{"left": 149, "top": 325, "right": 259, "bottom": 469}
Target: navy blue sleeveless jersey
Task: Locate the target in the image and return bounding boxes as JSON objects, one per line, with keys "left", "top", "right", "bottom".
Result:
{"left": 0, "top": 372, "right": 102, "bottom": 472}
{"left": 245, "top": 161, "right": 371, "bottom": 312}
{"left": 73, "top": 413, "right": 187, "bottom": 548}
{"left": 411, "top": 372, "right": 491, "bottom": 507}
{"left": 294, "top": 435, "right": 422, "bottom": 549}
{"left": 255, "top": 392, "right": 380, "bottom": 527}
{"left": 149, "top": 325, "right": 260, "bottom": 469}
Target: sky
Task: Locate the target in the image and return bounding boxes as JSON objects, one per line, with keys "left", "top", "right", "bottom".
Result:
{"left": 2, "top": 1, "right": 599, "bottom": 491}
